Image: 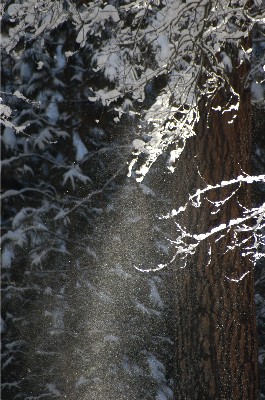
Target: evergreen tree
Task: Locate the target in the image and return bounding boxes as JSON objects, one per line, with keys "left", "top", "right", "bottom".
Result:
{"left": 1, "top": 0, "right": 265, "bottom": 399}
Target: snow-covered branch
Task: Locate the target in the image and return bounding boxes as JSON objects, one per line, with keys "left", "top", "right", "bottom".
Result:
{"left": 160, "top": 175, "right": 265, "bottom": 265}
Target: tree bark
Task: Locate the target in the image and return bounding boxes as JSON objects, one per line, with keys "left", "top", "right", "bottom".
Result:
{"left": 173, "top": 51, "right": 258, "bottom": 398}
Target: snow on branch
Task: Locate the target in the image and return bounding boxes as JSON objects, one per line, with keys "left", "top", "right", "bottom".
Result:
{"left": 2, "top": 0, "right": 264, "bottom": 180}
{"left": 83, "top": 0, "right": 261, "bottom": 180}
{"left": 161, "top": 174, "right": 265, "bottom": 264}
{"left": 134, "top": 174, "right": 265, "bottom": 273}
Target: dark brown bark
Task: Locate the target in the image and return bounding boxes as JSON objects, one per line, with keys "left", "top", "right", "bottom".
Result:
{"left": 173, "top": 53, "right": 258, "bottom": 398}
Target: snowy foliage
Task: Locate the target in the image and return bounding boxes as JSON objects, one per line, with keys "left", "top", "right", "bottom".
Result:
{"left": 2, "top": 0, "right": 265, "bottom": 179}
{"left": 159, "top": 174, "right": 265, "bottom": 265}
{"left": 1, "top": 0, "right": 265, "bottom": 398}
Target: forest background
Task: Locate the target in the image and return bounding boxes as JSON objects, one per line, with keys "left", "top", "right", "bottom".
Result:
{"left": 1, "top": 0, "right": 265, "bottom": 399}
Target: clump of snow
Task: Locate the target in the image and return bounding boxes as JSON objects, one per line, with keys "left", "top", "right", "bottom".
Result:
{"left": 65, "top": 51, "right": 74, "bottom": 58}
{"left": 251, "top": 81, "right": 264, "bottom": 102}
{"left": 55, "top": 44, "right": 66, "bottom": 69}
{"left": 1, "top": 317, "right": 6, "bottom": 333}
{"left": 12, "top": 208, "right": 33, "bottom": 229}
{"left": 156, "top": 34, "right": 171, "bottom": 64}
{"left": 76, "top": 5, "right": 119, "bottom": 45}
{"left": 220, "top": 52, "right": 233, "bottom": 72}
{"left": 132, "top": 139, "right": 146, "bottom": 150}
{"left": 13, "top": 90, "right": 30, "bottom": 103}
{"left": 34, "top": 127, "right": 53, "bottom": 150}
{"left": 2, "top": 127, "right": 16, "bottom": 150}
{"left": 0, "top": 103, "right": 12, "bottom": 119}
{"left": 20, "top": 62, "right": 32, "bottom": 82}
{"left": 103, "top": 5, "right": 120, "bottom": 23}
{"left": 73, "top": 132, "right": 88, "bottom": 162}
{"left": 63, "top": 165, "right": 91, "bottom": 190}
{"left": 149, "top": 279, "right": 164, "bottom": 308}
{"left": 167, "top": 148, "right": 184, "bottom": 172}
{"left": 36, "top": 61, "right": 44, "bottom": 70}
{"left": 88, "top": 89, "right": 122, "bottom": 106}
{"left": 147, "top": 353, "right": 166, "bottom": 382}
{"left": 46, "top": 93, "right": 63, "bottom": 123}
{"left": 1, "top": 246, "right": 14, "bottom": 269}
{"left": 7, "top": 3, "right": 20, "bottom": 15}
{"left": 104, "top": 52, "right": 120, "bottom": 82}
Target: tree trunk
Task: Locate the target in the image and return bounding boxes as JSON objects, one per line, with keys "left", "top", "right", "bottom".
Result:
{"left": 173, "top": 51, "right": 258, "bottom": 398}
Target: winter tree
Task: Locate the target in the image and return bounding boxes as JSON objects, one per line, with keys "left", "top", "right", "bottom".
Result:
{"left": 1, "top": 0, "right": 265, "bottom": 399}
{"left": 1, "top": 1, "right": 174, "bottom": 399}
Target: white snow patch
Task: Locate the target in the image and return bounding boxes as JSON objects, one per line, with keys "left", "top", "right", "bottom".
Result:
{"left": 102, "top": 5, "right": 120, "bottom": 23}
{"left": 65, "top": 51, "right": 74, "bottom": 58}
{"left": 220, "top": 52, "right": 232, "bottom": 72}
{"left": 1, "top": 246, "right": 14, "bottom": 269}
{"left": 55, "top": 44, "right": 66, "bottom": 69}
{"left": 149, "top": 280, "right": 164, "bottom": 308}
{"left": 63, "top": 166, "right": 91, "bottom": 189}
{"left": 7, "top": 3, "right": 20, "bottom": 15}
{"left": 46, "top": 102, "right": 58, "bottom": 123}
{"left": 89, "top": 89, "right": 122, "bottom": 106}
{"left": 73, "top": 132, "right": 88, "bottom": 162}
{"left": 37, "top": 61, "right": 44, "bottom": 70}
{"left": 147, "top": 353, "right": 166, "bottom": 382}
{"left": 156, "top": 34, "right": 171, "bottom": 63}
{"left": 132, "top": 139, "right": 145, "bottom": 150}
{"left": 20, "top": 62, "right": 32, "bottom": 81}
{"left": 1, "top": 317, "right": 6, "bottom": 333}
{"left": 193, "top": 224, "right": 226, "bottom": 241}
{"left": 251, "top": 81, "right": 264, "bottom": 102}
{"left": 2, "top": 127, "right": 16, "bottom": 150}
